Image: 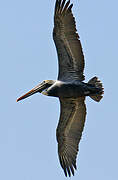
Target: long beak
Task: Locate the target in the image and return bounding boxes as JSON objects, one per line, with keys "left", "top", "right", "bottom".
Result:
{"left": 17, "top": 82, "right": 47, "bottom": 102}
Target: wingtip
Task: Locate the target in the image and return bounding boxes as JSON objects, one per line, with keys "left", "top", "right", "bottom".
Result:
{"left": 68, "top": 4, "right": 73, "bottom": 11}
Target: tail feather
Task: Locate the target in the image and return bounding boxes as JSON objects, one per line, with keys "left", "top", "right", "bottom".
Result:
{"left": 88, "top": 77, "right": 104, "bottom": 102}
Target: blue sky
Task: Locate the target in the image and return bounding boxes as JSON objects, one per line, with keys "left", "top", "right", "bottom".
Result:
{"left": 0, "top": 0, "right": 118, "bottom": 179}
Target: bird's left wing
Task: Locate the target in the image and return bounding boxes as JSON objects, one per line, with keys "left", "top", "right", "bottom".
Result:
{"left": 56, "top": 97, "right": 86, "bottom": 176}
{"left": 53, "top": 0, "right": 85, "bottom": 81}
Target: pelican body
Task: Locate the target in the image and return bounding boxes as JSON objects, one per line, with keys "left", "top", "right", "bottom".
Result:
{"left": 17, "top": 79, "right": 103, "bottom": 100}
{"left": 17, "top": 0, "right": 104, "bottom": 177}
{"left": 43, "top": 80, "right": 102, "bottom": 98}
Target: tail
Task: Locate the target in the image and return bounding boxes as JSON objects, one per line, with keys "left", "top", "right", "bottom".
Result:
{"left": 88, "top": 77, "right": 104, "bottom": 102}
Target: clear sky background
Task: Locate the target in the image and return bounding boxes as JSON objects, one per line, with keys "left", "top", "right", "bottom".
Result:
{"left": 0, "top": 0, "right": 117, "bottom": 179}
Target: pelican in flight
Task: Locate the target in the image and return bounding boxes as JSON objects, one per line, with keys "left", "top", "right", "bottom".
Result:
{"left": 17, "top": 0, "right": 104, "bottom": 177}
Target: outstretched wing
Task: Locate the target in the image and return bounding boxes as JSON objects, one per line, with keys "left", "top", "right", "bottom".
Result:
{"left": 53, "top": 0, "right": 85, "bottom": 81}
{"left": 56, "top": 97, "right": 86, "bottom": 176}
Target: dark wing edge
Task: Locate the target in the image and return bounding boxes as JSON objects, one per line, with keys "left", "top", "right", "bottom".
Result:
{"left": 56, "top": 97, "right": 86, "bottom": 176}
{"left": 53, "top": 0, "right": 85, "bottom": 81}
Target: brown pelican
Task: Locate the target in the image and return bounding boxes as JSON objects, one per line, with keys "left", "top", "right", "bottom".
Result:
{"left": 17, "top": 0, "right": 104, "bottom": 177}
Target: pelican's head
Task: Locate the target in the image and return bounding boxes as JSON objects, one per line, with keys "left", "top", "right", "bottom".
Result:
{"left": 17, "top": 80, "right": 55, "bottom": 102}
{"left": 41, "top": 80, "right": 56, "bottom": 96}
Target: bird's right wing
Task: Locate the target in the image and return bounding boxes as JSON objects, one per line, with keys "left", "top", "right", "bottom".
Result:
{"left": 56, "top": 97, "right": 86, "bottom": 176}
{"left": 53, "top": 0, "right": 85, "bottom": 81}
